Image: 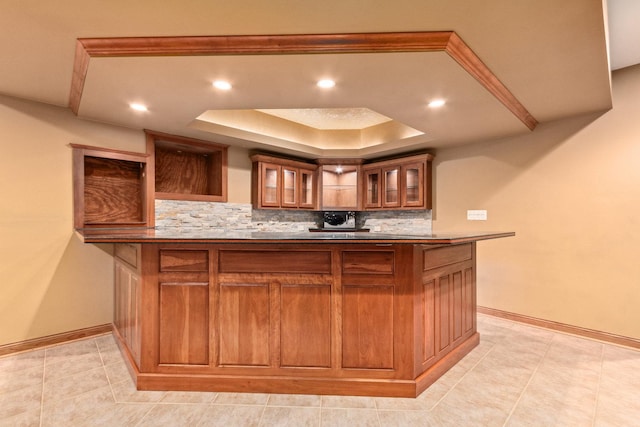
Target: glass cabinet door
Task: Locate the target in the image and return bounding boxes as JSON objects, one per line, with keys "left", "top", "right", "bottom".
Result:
{"left": 282, "top": 167, "right": 297, "bottom": 207}
{"left": 261, "top": 163, "right": 281, "bottom": 207}
{"left": 382, "top": 166, "right": 400, "bottom": 207}
{"left": 363, "top": 168, "right": 381, "bottom": 208}
{"left": 402, "top": 162, "right": 424, "bottom": 207}
{"left": 299, "top": 169, "right": 315, "bottom": 208}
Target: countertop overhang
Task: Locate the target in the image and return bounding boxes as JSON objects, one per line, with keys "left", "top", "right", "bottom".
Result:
{"left": 77, "top": 228, "right": 515, "bottom": 245}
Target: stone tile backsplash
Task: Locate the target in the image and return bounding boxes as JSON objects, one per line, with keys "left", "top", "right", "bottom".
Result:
{"left": 155, "top": 200, "right": 431, "bottom": 234}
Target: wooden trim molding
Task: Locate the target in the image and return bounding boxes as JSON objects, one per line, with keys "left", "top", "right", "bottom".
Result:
{"left": 0, "top": 324, "right": 113, "bottom": 357}
{"left": 69, "top": 31, "right": 537, "bottom": 130}
{"left": 478, "top": 306, "right": 640, "bottom": 350}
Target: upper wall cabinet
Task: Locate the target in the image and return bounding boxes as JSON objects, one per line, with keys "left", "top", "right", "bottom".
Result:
{"left": 145, "top": 130, "right": 228, "bottom": 203}
{"left": 362, "top": 153, "right": 434, "bottom": 210}
{"left": 251, "top": 154, "right": 318, "bottom": 210}
{"left": 317, "top": 159, "right": 363, "bottom": 211}
{"left": 71, "top": 144, "right": 151, "bottom": 229}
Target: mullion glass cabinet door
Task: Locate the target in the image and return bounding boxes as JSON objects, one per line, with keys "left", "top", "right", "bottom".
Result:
{"left": 299, "top": 169, "right": 315, "bottom": 208}
{"left": 382, "top": 167, "right": 400, "bottom": 208}
{"left": 363, "top": 168, "right": 381, "bottom": 208}
{"left": 282, "top": 167, "right": 298, "bottom": 207}
{"left": 402, "top": 163, "right": 424, "bottom": 207}
{"left": 261, "top": 163, "right": 281, "bottom": 207}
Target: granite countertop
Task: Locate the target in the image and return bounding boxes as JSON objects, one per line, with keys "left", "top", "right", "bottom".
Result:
{"left": 77, "top": 228, "right": 515, "bottom": 244}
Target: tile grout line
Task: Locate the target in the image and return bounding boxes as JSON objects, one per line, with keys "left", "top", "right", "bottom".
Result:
{"left": 39, "top": 348, "right": 47, "bottom": 427}
{"left": 427, "top": 338, "right": 500, "bottom": 412}
{"left": 501, "top": 332, "right": 555, "bottom": 427}
{"left": 590, "top": 344, "right": 605, "bottom": 427}
{"left": 256, "top": 395, "right": 269, "bottom": 426}
{"left": 96, "top": 337, "right": 121, "bottom": 405}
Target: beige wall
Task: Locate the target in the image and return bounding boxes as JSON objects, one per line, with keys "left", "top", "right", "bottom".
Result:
{"left": 433, "top": 64, "right": 640, "bottom": 339}
{"left": 0, "top": 94, "right": 254, "bottom": 346}
{"left": 2, "top": 64, "right": 639, "bottom": 346}
{"left": 0, "top": 95, "right": 144, "bottom": 345}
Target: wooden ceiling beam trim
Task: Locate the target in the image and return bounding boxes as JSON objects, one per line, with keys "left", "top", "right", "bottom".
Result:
{"left": 68, "top": 31, "right": 537, "bottom": 130}
{"left": 76, "top": 32, "right": 454, "bottom": 57}
{"left": 445, "top": 33, "right": 538, "bottom": 130}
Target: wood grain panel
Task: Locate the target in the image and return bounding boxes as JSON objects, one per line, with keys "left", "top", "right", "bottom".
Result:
{"left": 159, "top": 283, "right": 209, "bottom": 365}
{"left": 155, "top": 147, "right": 211, "bottom": 195}
{"left": 160, "top": 250, "right": 208, "bottom": 272}
{"left": 342, "top": 251, "right": 394, "bottom": 275}
{"left": 452, "top": 271, "right": 463, "bottom": 341}
{"left": 421, "top": 278, "right": 436, "bottom": 364}
{"left": 219, "top": 250, "right": 331, "bottom": 274}
{"left": 437, "top": 275, "right": 451, "bottom": 353}
{"left": 423, "top": 244, "right": 471, "bottom": 270}
{"left": 464, "top": 267, "right": 475, "bottom": 333}
{"left": 83, "top": 156, "right": 143, "bottom": 224}
{"left": 342, "top": 286, "right": 394, "bottom": 369}
{"left": 114, "top": 258, "right": 141, "bottom": 365}
{"left": 218, "top": 283, "right": 270, "bottom": 366}
{"left": 280, "top": 285, "right": 331, "bottom": 368}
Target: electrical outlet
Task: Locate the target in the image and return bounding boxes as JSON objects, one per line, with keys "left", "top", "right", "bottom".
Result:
{"left": 467, "top": 210, "right": 487, "bottom": 220}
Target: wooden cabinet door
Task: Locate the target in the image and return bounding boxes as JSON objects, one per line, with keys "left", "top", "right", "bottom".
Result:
{"left": 382, "top": 166, "right": 401, "bottom": 208}
{"left": 342, "top": 285, "right": 394, "bottom": 369}
{"left": 363, "top": 168, "right": 381, "bottom": 209}
{"left": 281, "top": 167, "right": 298, "bottom": 208}
{"left": 401, "top": 162, "right": 425, "bottom": 208}
{"left": 218, "top": 283, "right": 271, "bottom": 366}
{"left": 260, "top": 162, "right": 281, "bottom": 207}
{"left": 298, "top": 168, "right": 316, "bottom": 209}
{"left": 280, "top": 284, "right": 331, "bottom": 367}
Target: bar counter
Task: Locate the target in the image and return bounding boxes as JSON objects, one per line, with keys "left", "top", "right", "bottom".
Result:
{"left": 80, "top": 229, "right": 514, "bottom": 397}
{"left": 79, "top": 228, "right": 514, "bottom": 244}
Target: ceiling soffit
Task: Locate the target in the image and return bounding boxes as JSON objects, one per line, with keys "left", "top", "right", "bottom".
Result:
{"left": 70, "top": 32, "right": 538, "bottom": 138}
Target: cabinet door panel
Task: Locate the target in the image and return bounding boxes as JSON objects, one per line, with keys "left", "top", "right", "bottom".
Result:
{"left": 280, "top": 285, "right": 331, "bottom": 368}
{"left": 218, "top": 283, "right": 270, "bottom": 366}
{"left": 382, "top": 167, "right": 400, "bottom": 208}
{"left": 261, "top": 163, "right": 281, "bottom": 207}
{"left": 114, "top": 259, "right": 141, "bottom": 365}
{"left": 282, "top": 167, "right": 298, "bottom": 207}
{"left": 420, "top": 258, "right": 475, "bottom": 369}
{"left": 363, "top": 168, "right": 381, "bottom": 208}
{"left": 299, "top": 169, "right": 315, "bottom": 209}
{"left": 159, "top": 283, "right": 209, "bottom": 365}
{"left": 402, "top": 162, "right": 424, "bottom": 207}
{"left": 342, "top": 286, "right": 394, "bottom": 369}
{"left": 437, "top": 275, "right": 451, "bottom": 353}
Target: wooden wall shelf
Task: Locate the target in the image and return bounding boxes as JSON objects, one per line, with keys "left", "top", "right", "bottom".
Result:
{"left": 71, "top": 144, "right": 150, "bottom": 229}
{"left": 146, "top": 130, "right": 228, "bottom": 203}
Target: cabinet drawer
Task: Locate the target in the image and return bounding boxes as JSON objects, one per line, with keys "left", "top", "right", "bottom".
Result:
{"left": 219, "top": 250, "right": 331, "bottom": 274}
{"left": 160, "top": 250, "right": 209, "bottom": 272}
{"left": 423, "top": 244, "right": 472, "bottom": 271}
{"left": 342, "top": 251, "right": 394, "bottom": 274}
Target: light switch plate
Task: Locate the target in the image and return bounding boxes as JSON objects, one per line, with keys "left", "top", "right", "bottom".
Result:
{"left": 467, "top": 210, "right": 487, "bottom": 220}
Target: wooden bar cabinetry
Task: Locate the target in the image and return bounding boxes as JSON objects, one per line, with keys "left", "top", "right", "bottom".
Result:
{"left": 362, "top": 153, "right": 434, "bottom": 210}
{"left": 111, "top": 240, "right": 478, "bottom": 397}
{"left": 250, "top": 154, "right": 318, "bottom": 209}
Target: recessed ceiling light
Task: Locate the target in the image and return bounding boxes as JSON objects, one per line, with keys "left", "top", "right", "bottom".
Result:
{"left": 213, "top": 80, "right": 232, "bottom": 90}
{"left": 317, "top": 79, "right": 335, "bottom": 89}
{"left": 129, "top": 103, "right": 148, "bottom": 112}
{"left": 428, "top": 99, "right": 446, "bottom": 108}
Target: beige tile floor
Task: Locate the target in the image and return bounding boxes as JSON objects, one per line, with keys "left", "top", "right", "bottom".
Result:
{"left": 2, "top": 314, "right": 639, "bottom": 426}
